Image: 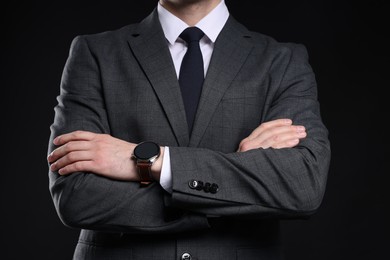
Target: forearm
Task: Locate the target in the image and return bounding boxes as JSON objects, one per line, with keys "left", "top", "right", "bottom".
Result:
{"left": 49, "top": 168, "right": 208, "bottom": 233}
{"left": 48, "top": 127, "right": 208, "bottom": 233}
{"left": 168, "top": 135, "right": 330, "bottom": 219}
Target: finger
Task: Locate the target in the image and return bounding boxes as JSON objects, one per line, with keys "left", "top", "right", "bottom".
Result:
{"left": 246, "top": 119, "right": 292, "bottom": 141}
{"left": 237, "top": 137, "right": 248, "bottom": 152}
{"left": 272, "top": 138, "right": 300, "bottom": 149}
{"left": 261, "top": 125, "right": 305, "bottom": 142}
{"left": 243, "top": 125, "right": 304, "bottom": 150}
{"left": 239, "top": 126, "right": 306, "bottom": 152}
{"left": 238, "top": 119, "right": 294, "bottom": 151}
{"left": 57, "top": 161, "right": 97, "bottom": 175}
{"left": 258, "top": 126, "right": 306, "bottom": 148}
{"left": 53, "top": 130, "right": 97, "bottom": 146}
{"left": 238, "top": 128, "right": 281, "bottom": 151}
{"left": 263, "top": 131, "right": 307, "bottom": 149}
{"left": 50, "top": 151, "right": 93, "bottom": 172}
{"left": 48, "top": 140, "right": 92, "bottom": 163}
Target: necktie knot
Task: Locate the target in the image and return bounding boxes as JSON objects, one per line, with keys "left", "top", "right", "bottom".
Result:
{"left": 180, "top": 27, "right": 204, "bottom": 44}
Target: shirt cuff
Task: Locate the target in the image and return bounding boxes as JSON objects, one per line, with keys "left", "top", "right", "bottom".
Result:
{"left": 159, "top": 146, "right": 173, "bottom": 193}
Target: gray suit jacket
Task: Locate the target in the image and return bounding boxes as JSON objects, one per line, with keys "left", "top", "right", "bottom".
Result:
{"left": 48, "top": 9, "right": 330, "bottom": 260}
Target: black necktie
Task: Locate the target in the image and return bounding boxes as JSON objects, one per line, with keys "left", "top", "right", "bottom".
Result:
{"left": 179, "top": 27, "right": 205, "bottom": 133}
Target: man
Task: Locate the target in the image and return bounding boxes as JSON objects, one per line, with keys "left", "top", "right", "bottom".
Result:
{"left": 47, "top": 0, "right": 331, "bottom": 259}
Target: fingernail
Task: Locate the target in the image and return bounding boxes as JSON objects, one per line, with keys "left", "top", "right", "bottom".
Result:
{"left": 298, "top": 131, "right": 307, "bottom": 137}
{"left": 284, "top": 119, "right": 292, "bottom": 124}
{"left": 296, "top": 126, "right": 305, "bottom": 132}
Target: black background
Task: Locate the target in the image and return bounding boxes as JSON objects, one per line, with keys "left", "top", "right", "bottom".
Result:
{"left": 2, "top": 0, "right": 388, "bottom": 259}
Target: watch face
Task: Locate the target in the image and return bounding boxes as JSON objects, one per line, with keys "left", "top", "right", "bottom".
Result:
{"left": 134, "top": 141, "right": 160, "bottom": 160}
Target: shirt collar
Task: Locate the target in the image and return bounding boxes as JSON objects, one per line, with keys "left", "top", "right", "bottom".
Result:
{"left": 157, "top": 0, "right": 229, "bottom": 45}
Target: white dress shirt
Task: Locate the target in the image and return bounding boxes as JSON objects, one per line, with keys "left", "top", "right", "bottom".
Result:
{"left": 157, "top": 0, "right": 230, "bottom": 192}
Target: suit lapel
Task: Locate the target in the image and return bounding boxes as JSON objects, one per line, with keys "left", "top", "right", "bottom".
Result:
{"left": 189, "top": 17, "right": 254, "bottom": 147}
{"left": 127, "top": 10, "right": 190, "bottom": 146}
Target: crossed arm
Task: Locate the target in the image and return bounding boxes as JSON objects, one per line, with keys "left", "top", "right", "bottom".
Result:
{"left": 48, "top": 118, "right": 307, "bottom": 182}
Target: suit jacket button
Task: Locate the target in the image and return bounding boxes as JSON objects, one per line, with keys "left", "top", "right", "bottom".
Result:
{"left": 181, "top": 253, "right": 192, "bottom": 260}
{"left": 210, "top": 183, "right": 219, "bottom": 194}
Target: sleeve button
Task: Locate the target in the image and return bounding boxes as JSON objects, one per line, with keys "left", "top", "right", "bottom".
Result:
{"left": 188, "top": 180, "right": 199, "bottom": 189}
{"left": 181, "top": 253, "right": 192, "bottom": 260}
{"left": 195, "top": 181, "right": 204, "bottom": 190}
{"left": 203, "top": 182, "right": 211, "bottom": 193}
{"left": 210, "top": 183, "right": 219, "bottom": 194}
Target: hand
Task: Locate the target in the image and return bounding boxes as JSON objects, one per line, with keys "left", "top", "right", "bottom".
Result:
{"left": 48, "top": 131, "right": 139, "bottom": 181}
{"left": 237, "top": 119, "right": 307, "bottom": 152}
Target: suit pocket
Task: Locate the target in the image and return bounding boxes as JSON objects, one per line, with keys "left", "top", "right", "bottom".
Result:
{"left": 236, "top": 247, "right": 283, "bottom": 260}
{"left": 73, "top": 242, "right": 132, "bottom": 260}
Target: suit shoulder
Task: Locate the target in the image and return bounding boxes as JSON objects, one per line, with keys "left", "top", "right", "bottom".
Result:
{"left": 248, "top": 30, "right": 307, "bottom": 53}
{"left": 71, "top": 23, "right": 137, "bottom": 45}
{"left": 229, "top": 16, "right": 307, "bottom": 54}
{"left": 241, "top": 31, "right": 310, "bottom": 67}
{"left": 66, "top": 23, "right": 139, "bottom": 58}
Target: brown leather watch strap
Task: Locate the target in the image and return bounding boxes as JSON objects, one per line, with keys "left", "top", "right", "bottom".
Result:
{"left": 137, "top": 161, "right": 154, "bottom": 186}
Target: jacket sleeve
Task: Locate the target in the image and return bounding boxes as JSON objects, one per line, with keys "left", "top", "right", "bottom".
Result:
{"left": 48, "top": 36, "right": 209, "bottom": 234}
{"left": 167, "top": 44, "right": 331, "bottom": 219}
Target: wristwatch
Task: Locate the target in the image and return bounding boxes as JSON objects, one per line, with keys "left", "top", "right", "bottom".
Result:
{"left": 132, "top": 141, "right": 161, "bottom": 186}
